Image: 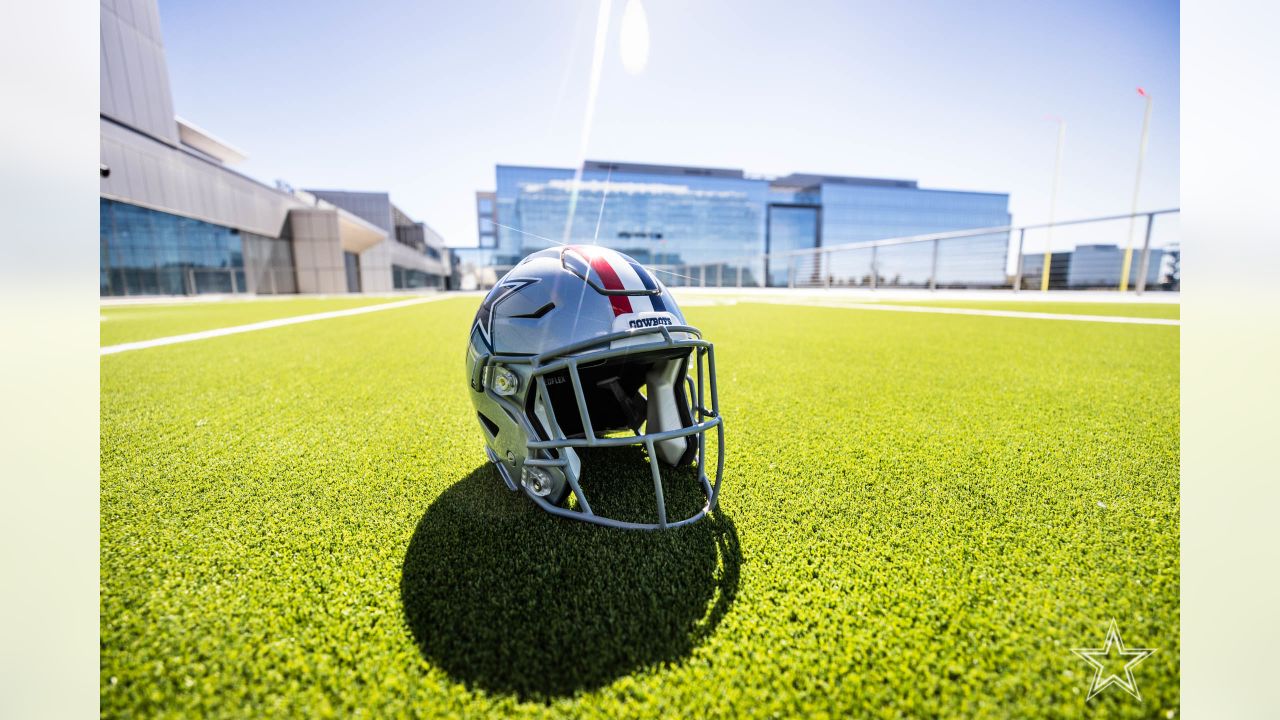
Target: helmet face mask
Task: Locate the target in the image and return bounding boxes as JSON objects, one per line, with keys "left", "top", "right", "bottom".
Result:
{"left": 466, "top": 247, "right": 725, "bottom": 530}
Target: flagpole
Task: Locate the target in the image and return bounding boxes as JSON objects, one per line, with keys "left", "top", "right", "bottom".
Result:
{"left": 1120, "top": 88, "right": 1153, "bottom": 291}
{"left": 1041, "top": 117, "right": 1066, "bottom": 292}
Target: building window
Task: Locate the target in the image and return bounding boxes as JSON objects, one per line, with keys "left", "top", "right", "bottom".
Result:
{"left": 100, "top": 198, "right": 249, "bottom": 296}
{"left": 766, "top": 205, "right": 820, "bottom": 287}
{"left": 344, "top": 252, "right": 362, "bottom": 293}
{"left": 392, "top": 264, "right": 440, "bottom": 289}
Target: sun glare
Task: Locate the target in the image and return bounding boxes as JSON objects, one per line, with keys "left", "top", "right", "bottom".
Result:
{"left": 619, "top": 0, "right": 650, "bottom": 75}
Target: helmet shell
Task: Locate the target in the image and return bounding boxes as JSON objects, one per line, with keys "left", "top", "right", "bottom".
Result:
{"left": 470, "top": 247, "right": 685, "bottom": 358}
{"left": 463, "top": 246, "right": 719, "bottom": 530}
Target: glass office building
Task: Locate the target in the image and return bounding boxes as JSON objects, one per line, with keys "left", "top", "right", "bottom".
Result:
{"left": 101, "top": 196, "right": 291, "bottom": 294}
{"left": 100, "top": 199, "right": 296, "bottom": 296}
{"left": 99, "top": 0, "right": 451, "bottom": 297}
{"left": 492, "top": 163, "right": 768, "bottom": 278}
{"left": 818, "top": 182, "right": 1012, "bottom": 288}
{"left": 1020, "top": 245, "right": 1165, "bottom": 290}
{"left": 475, "top": 161, "right": 1011, "bottom": 288}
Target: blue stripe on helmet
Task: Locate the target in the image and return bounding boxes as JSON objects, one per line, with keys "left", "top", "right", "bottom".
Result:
{"left": 629, "top": 261, "right": 666, "bottom": 312}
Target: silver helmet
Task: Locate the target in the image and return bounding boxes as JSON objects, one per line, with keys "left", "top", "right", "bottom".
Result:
{"left": 465, "top": 245, "right": 725, "bottom": 530}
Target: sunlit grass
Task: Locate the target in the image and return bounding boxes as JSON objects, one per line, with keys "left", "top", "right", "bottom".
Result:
{"left": 101, "top": 297, "right": 1178, "bottom": 717}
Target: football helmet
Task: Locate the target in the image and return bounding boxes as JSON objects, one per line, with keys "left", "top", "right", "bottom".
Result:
{"left": 465, "top": 245, "right": 725, "bottom": 530}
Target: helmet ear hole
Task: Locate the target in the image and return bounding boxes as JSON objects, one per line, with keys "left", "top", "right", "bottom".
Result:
{"left": 477, "top": 413, "right": 500, "bottom": 438}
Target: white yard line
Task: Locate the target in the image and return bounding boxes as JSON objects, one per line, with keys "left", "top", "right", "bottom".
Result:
{"left": 101, "top": 290, "right": 1175, "bottom": 358}
{"left": 101, "top": 295, "right": 457, "bottom": 356}
{"left": 750, "top": 298, "right": 1180, "bottom": 326}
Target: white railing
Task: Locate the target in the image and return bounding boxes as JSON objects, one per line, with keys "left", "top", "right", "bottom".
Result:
{"left": 649, "top": 209, "right": 1180, "bottom": 294}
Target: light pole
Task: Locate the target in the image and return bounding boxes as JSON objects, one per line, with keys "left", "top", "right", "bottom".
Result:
{"left": 1041, "top": 116, "right": 1066, "bottom": 292}
{"left": 1120, "top": 87, "right": 1153, "bottom": 291}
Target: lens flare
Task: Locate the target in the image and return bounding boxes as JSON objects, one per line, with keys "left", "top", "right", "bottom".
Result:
{"left": 619, "top": 0, "right": 650, "bottom": 75}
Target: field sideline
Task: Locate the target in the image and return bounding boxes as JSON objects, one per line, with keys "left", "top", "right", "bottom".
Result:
{"left": 100, "top": 295, "right": 1179, "bottom": 717}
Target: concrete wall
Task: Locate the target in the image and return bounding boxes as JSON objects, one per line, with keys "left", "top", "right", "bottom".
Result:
{"left": 99, "top": 0, "right": 446, "bottom": 296}
{"left": 100, "top": 118, "right": 302, "bottom": 239}
{"left": 386, "top": 241, "right": 440, "bottom": 283}
{"left": 310, "top": 190, "right": 450, "bottom": 288}
{"left": 359, "top": 242, "right": 393, "bottom": 293}
{"left": 287, "top": 209, "right": 348, "bottom": 294}
{"left": 100, "top": 0, "right": 304, "bottom": 241}
{"left": 101, "top": 0, "right": 177, "bottom": 144}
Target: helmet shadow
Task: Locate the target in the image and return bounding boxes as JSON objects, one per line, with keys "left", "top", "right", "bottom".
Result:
{"left": 399, "top": 461, "right": 741, "bottom": 700}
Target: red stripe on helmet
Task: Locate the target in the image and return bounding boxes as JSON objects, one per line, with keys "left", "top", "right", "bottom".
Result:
{"left": 585, "top": 250, "right": 632, "bottom": 316}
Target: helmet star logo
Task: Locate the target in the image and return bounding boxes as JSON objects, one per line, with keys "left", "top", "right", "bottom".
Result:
{"left": 475, "top": 277, "right": 539, "bottom": 350}
{"left": 1071, "top": 619, "right": 1157, "bottom": 701}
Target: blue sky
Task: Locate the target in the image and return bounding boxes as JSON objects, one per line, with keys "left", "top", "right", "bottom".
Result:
{"left": 159, "top": 0, "right": 1179, "bottom": 248}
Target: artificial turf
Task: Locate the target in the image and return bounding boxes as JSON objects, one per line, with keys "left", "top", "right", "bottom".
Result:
{"left": 100, "top": 296, "right": 1179, "bottom": 718}
{"left": 99, "top": 296, "right": 407, "bottom": 346}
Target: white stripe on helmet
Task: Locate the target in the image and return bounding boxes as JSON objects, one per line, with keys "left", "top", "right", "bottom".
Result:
{"left": 607, "top": 250, "right": 654, "bottom": 313}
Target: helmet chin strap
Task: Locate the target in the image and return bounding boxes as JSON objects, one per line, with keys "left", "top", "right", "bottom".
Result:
{"left": 646, "top": 358, "right": 697, "bottom": 466}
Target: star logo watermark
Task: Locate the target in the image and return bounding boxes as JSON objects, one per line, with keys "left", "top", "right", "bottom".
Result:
{"left": 1071, "top": 619, "right": 1157, "bottom": 701}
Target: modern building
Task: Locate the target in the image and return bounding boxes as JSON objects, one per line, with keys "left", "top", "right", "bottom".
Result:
{"left": 1019, "top": 245, "right": 1165, "bottom": 290}
{"left": 99, "top": 0, "right": 448, "bottom": 296}
{"left": 304, "top": 191, "right": 449, "bottom": 291}
{"left": 459, "top": 160, "right": 1010, "bottom": 288}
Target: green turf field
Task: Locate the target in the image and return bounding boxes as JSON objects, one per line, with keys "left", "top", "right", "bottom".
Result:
{"left": 100, "top": 296, "right": 405, "bottom": 346}
{"left": 100, "top": 297, "right": 1178, "bottom": 718}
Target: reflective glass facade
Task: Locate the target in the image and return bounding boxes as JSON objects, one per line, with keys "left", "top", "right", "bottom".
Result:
{"left": 485, "top": 163, "right": 1010, "bottom": 288}
{"left": 1020, "top": 245, "right": 1165, "bottom": 289}
{"left": 101, "top": 199, "right": 248, "bottom": 296}
{"left": 393, "top": 264, "right": 442, "bottom": 289}
{"left": 820, "top": 185, "right": 1010, "bottom": 287}
{"left": 495, "top": 164, "right": 769, "bottom": 284}
{"left": 766, "top": 205, "right": 820, "bottom": 286}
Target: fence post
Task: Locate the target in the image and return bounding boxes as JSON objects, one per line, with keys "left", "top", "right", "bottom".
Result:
{"left": 1136, "top": 213, "right": 1155, "bottom": 295}
{"left": 700, "top": 265, "right": 706, "bottom": 287}
{"left": 929, "top": 238, "right": 939, "bottom": 291}
{"left": 231, "top": 268, "right": 239, "bottom": 294}
{"left": 717, "top": 264, "right": 723, "bottom": 288}
{"left": 1012, "top": 228, "right": 1026, "bottom": 292}
{"left": 824, "top": 249, "right": 831, "bottom": 289}
{"left": 788, "top": 257, "right": 795, "bottom": 289}
{"left": 870, "top": 245, "right": 878, "bottom": 290}
{"left": 737, "top": 264, "right": 742, "bottom": 288}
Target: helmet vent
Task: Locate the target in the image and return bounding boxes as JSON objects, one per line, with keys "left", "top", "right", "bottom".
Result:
{"left": 477, "top": 412, "right": 500, "bottom": 438}
{"left": 510, "top": 301, "right": 555, "bottom": 319}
